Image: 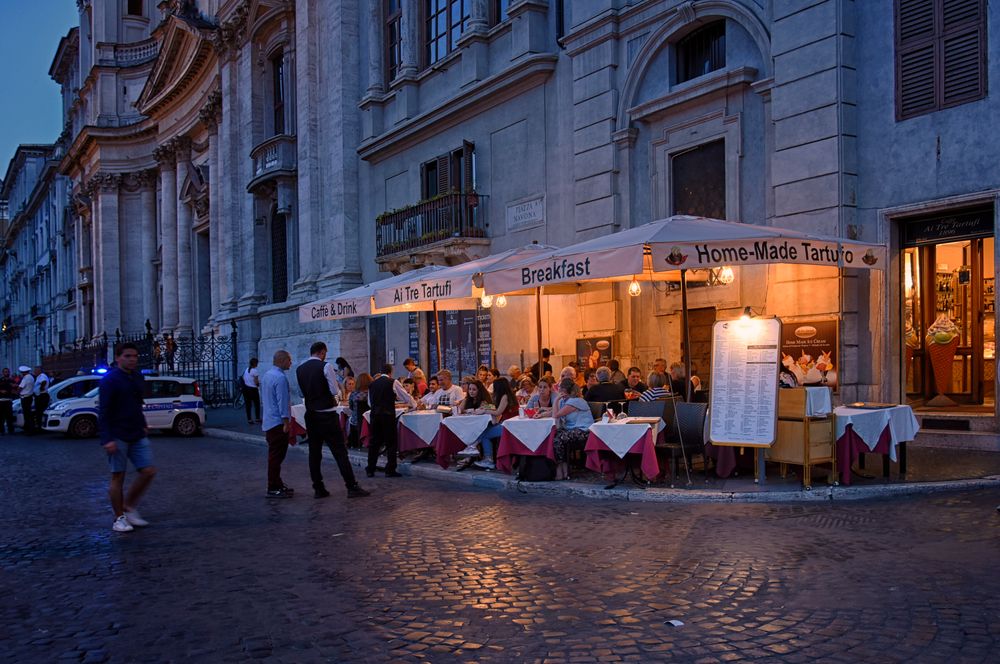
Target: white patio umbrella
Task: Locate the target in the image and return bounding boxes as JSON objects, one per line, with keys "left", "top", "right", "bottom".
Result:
{"left": 298, "top": 265, "right": 454, "bottom": 323}
{"left": 479, "top": 215, "right": 887, "bottom": 398}
{"left": 373, "top": 243, "right": 561, "bottom": 372}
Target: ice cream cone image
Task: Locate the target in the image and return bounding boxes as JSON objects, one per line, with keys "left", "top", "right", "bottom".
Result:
{"left": 925, "top": 314, "right": 960, "bottom": 407}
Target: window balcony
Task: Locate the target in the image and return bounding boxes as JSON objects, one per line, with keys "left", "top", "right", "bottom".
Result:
{"left": 375, "top": 192, "right": 489, "bottom": 271}
{"left": 247, "top": 134, "right": 296, "bottom": 192}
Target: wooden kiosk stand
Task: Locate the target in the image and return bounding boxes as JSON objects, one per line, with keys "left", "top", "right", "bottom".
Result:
{"left": 769, "top": 387, "right": 836, "bottom": 489}
{"left": 708, "top": 318, "right": 781, "bottom": 485}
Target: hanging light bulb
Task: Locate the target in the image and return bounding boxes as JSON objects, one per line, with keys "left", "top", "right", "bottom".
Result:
{"left": 628, "top": 277, "right": 642, "bottom": 297}
{"left": 717, "top": 266, "right": 735, "bottom": 285}
{"left": 480, "top": 293, "right": 493, "bottom": 308}
{"left": 495, "top": 294, "right": 508, "bottom": 308}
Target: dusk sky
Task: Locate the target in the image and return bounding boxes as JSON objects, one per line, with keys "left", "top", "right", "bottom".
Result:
{"left": 0, "top": 1, "right": 79, "bottom": 179}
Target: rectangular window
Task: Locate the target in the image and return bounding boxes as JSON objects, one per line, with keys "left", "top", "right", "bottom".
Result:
{"left": 385, "top": 0, "right": 402, "bottom": 83}
{"left": 671, "top": 139, "right": 726, "bottom": 220}
{"left": 676, "top": 21, "right": 726, "bottom": 84}
{"left": 425, "top": 0, "right": 468, "bottom": 66}
{"left": 896, "top": 0, "right": 987, "bottom": 120}
{"left": 492, "top": 0, "right": 510, "bottom": 24}
{"left": 127, "top": 0, "right": 144, "bottom": 17}
{"left": 270, "top": 213, "right": 288, "bottom": 303}
{"left": 420, "top": 142, "right": 475, "bottom": 198}
{"left": 271, "top": 53, "right": 285, "bottom": 136}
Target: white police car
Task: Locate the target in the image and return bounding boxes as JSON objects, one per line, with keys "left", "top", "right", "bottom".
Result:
{"left": 13, "top": 375, "right": 102, "bottom": 429}
{"left": 43, "top": 376, "right": 206, "bottom": 438}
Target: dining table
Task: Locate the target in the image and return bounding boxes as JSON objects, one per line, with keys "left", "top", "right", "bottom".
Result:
{"left": 361, "top": 407, "right": 409, "bottom": 448}
{"left": 585, "top": 418, "right": 660, "bottom": 481}
{"left": 496, "top": 416, "right": 557, "bottom": 474}
{"left": 396, "top": 410, "right": 443, "bottom": 452}
{"left": 435, "top": 413, "right": 494, "bottom": 468}
{"left": 834, "top": 404, "right": 920, "bottom": 485}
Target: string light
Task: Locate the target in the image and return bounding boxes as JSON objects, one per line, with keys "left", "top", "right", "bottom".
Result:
{"left": 480, "top": 294, "right": 493, "bottom": 308}
{"left": 627, "top": 278, "right": 642, "bottom": 297}
{"left": 717, "top": 266, "right": 735, "bottom": 285}
{"left": 495, "top": 295, "right": 508, "bottom": 308}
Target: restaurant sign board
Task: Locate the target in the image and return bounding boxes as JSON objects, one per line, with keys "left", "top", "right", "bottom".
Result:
{"left": 576, "top": 336, "right": 613, "bottom": 371}
{"left": 709, "top": 317, "right": 781, "bottom": 447}
{"left": 506, "top": 195, "right": 545, "bottom": 233}
{"left": 299, "top": 295, "right": 369, "bottom": 322}
{"left": 374, "top": 274, "right": 474, "bottom": 309}
{"left": 779, "top": 319, "right": 838, "bottom": 390}
{"left": 902, "top": 207, "right": 994, "bottom": 247}
{"left": 651, "top": 239, "right": 886, "bottom": 271}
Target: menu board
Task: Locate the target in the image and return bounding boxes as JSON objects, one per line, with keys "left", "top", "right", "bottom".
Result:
{"left": 709, "top": 318, "right": 781, "bottom": 447}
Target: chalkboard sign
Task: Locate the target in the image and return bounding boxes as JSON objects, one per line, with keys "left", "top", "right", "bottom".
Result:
{"left": 407, "top": 313, "right": 420, "bottom": 361}
{"left": 709, "top": 318, "right": 781, "bottom": 447}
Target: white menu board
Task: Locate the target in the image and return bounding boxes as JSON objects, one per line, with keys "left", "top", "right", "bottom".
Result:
{"left": 709, "top": 318, "right": 781, "bottom": 447}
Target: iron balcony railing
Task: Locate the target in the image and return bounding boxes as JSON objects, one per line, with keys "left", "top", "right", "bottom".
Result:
{"left": 376, "top": 192, "right": 487, "bottom": 258}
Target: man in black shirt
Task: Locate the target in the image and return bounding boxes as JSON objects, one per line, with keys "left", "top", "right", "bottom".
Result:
{"left": 366, "top": 364, "right": 408, "bottom": 478}
{"left": 296, "top": 341, "right": 369, "bottom": 499}
{"left": 528, "top": 348, "right": 553, "bottom": 381}
{"left": 0, "top": 368, "right": 16, "bottom": 434}
{"left": 585, "top": 366, "right": 627, "bottom": 402}
{"left": 621, "top": 366, "right": 648, "bottom": 395}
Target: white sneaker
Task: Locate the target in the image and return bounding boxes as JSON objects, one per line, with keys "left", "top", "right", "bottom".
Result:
{"left": 473, "top": 459, "right": 495, "bottom": 470}
{"left": 124, "top": 509, "right": 149, "bottom": 527}
{"left": 112, "top": 515, "right": 134, "bottom": 532}
{"left": 457, "top": 445, "right": 480, "bottom": 458}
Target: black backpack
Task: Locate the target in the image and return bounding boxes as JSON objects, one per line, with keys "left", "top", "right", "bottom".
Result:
{"left": 517, "top": 456, "right": 555, "bottom": 482}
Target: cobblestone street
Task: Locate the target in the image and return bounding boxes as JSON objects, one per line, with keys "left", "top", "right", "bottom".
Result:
{"left": 1, "top": 432, "right": 999, "bottom": 663}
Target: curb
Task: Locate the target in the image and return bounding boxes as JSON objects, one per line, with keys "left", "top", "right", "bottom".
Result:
{"left": 203, "top": 428, "right": 1000, "bottom": 504}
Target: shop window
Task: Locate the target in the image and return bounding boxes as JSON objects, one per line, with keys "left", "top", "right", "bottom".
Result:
{"left": 270, "top": 212, "right": 288, "bottom": 304}
{"left": 420, "top": 142, "right": 475, "bottom": 198}
{"left": 675, "top": 21, "right": 726, "bottom": 84}
{"left": 895, "top": 0, "right": 987, "bottom": 120}
{"left": 425, "top": 0, "right": 469, "bottom": 66}
{"left": 385, "top": 0, "right": 402, "bottom": 82}
{"left": 271, "top": 52, "right": 285, "bottom": 136}
{"left": 126, "top": 0, "right": 144, "bottom": 17}
{"left": 671, "top": 139, "right": 725, "bottom": 220}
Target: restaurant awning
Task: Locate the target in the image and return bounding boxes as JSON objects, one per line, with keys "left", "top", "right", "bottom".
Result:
{"left": 479, "top": 215, "right": 887, "bottom": 294}
{"left": 297, "top": 265, "right": 478, "bottom": 323}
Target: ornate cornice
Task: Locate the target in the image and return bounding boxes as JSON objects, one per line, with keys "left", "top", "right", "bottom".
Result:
{"left": 82, "top": 172, "right": 123, "bottom": 195}
{"left": 212, "top": 0, "right": 252, "bottom": 55}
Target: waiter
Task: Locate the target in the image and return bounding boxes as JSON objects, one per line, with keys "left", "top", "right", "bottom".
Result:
{"left": 366, "top": 364, "right": 416, "bottom": 478}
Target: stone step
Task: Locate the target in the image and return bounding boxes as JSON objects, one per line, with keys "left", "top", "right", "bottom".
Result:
{"left": 914, "top": 412, "right": 996, "bottom": 433}
{"left": 913, "top": 429, "right": 1000, "bottom": 452}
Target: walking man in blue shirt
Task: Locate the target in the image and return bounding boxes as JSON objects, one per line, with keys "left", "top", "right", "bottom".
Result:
{"left": 99, "top": 343, "right": 156, "bottom": 533}
{"left": 261, "top": 349, "right": 294, "bottom": 498}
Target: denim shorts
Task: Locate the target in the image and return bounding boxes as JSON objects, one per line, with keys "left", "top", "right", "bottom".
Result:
{"left": 107, "top": 437, "right": 153, "bottom": 472}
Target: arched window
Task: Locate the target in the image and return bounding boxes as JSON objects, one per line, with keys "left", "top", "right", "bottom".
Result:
{"left": 676, "top": 21, "right": 726, "bottom": 84}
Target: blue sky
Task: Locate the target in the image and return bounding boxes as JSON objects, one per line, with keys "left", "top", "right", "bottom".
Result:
{"left": 0, "top": 1, "right": 79, "bottom": 178}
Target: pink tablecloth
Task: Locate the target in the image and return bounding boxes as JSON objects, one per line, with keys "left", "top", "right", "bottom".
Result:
{"left": 704, "top": 442, "right": 738, "bottom": 478}
{"left": 360, "top": 418, "right": 371, "bottom": 448}
{"left": 497, "top": 426, "right": 556, "bottom": 474}
{"left": 584, "top": 429, "right": 659, "bottom": 479}
{"left": 837, "top": 425, "right": 892, "bottom": 486}
{"left": 435, "top": 426, "right": 468, "bottom": 469}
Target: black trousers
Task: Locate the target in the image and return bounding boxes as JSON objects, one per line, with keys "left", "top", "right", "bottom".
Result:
{"left": 367, "top": 412, "right": 398, "bottom": 474}
{"left": 34, "top": 393, "right": 50, "bottom": 429}
{"left": 0, "top": 400, "right": 14, "bottom": 434}
{"left": 265, "top": 425, "right": 290, "bottom": 491}
{"left": 304, "top": 410, "right": 357, "bottom": 490}
{"left": 20, "top": 396, "right": 34, "bottom": 434}
{"left": 242, "top": 385, "right": 261, "bottom": 421}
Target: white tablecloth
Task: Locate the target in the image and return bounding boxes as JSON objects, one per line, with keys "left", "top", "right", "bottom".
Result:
{"left": 441, "top": 414, "right": 493, "bottom": 444}
{"left": 588, "top": 421, "right": 652, "bottom": 459}
{"left": 502, "top": 417, "right": 556, "bottom": 452}
{"left": 363, "top": 407, "right": 408, "bottom": 424}
{"left": 398, "top": 411, "right": 443, "bottom": 445}
{"left": 622, "top": 416, "right": 663, "bottom": 438}
{"left": 834, "top": 405, "right": 920, "bottom": 461}
{"left": 291, "top": 403, "right": 306, "bottom": 429}
{"left": 804, "top": 387, "right": 833, "bottom": 417}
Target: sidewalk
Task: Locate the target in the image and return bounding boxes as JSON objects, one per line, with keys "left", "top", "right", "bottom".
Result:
{"left": 203, "top": 406, "right": 1000, "bottom": 503}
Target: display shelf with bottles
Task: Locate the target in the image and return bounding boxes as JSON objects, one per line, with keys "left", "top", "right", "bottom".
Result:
{"left": 935, "top": 271, "right": 955, "bottom": 313}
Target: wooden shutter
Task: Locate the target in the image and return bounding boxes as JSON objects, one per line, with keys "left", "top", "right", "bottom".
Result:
{"left": 462, "top": 141, "right": 475, "bottom": 192}
{"left": 941, "top": 0, "right": 986, "bottom": 106}
{"left": 435, "top": 154, "right": 451, "bottom": 194}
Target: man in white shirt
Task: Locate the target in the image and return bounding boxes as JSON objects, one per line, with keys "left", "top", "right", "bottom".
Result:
{"left": 419, "top": 375, "right": 442, "bottom": 409}
{"left": 435, "top": 369, "right": 465, "bottom": 407}
{"left": 32, "top": 366, "right": 50, "bottom": 432}
{"left": 241, "top": 358, "right": 261, "bottom": 424}
{"left": 17, "top": 366, "right": 35, "bottom": 434}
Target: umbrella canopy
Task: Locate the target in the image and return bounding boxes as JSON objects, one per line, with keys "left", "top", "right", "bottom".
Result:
{"left": 372, "top": 244, "right": 558, "bottom": 309}
{"left": 480, "top": 215, "right": 886, "bottom": 294}
{"left": 298, "top": 265, "right": 477, "bottom": 323}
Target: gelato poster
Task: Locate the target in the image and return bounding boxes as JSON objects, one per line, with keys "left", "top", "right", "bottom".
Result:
{"left": 577, "top": 336, "right": 613, "bottom": 371}
{"left": 780, "top": 320, "right": 838, "bottom": 389}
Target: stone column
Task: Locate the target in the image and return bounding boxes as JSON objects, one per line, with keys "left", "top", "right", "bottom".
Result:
{"left": 398, "top": 0, "right": 419, "bottom": 78}
{"left": 366, "top": 0, "right": 384, "bottom": 94}
{"left": 138, "top": 170, "right": 159, "bottom": 331}
{"left": 467, "top": 0, "right": 489, "bottom": 35}
{"left": 155, "top": 144, "right": 179, "bottom": 333}
{"left": 174, "top": 137, "right": 194, "bottom": 339}
{"left": 207, "top": 127, "right": 221, "bottom": 319}
{"left": 93, "top": 173, "right": 121, "bottom": 336}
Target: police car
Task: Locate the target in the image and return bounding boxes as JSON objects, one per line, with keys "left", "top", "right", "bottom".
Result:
{"left": 13, "top": 375, "right": 102, "bottom": 429}
{"left": 43, "top": 376, "right": 206, "bottom": 438}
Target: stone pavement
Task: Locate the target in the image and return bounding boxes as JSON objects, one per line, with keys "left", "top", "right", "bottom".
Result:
{"left": 1, "top": 431, "right": 999, "bottom": 663}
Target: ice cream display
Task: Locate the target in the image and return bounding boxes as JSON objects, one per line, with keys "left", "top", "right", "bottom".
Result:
{"left": 925, "top": 314, "right": 960, "bottom": 406}
{"left": 904, "top": 321, "right": 919, "bottom": 382}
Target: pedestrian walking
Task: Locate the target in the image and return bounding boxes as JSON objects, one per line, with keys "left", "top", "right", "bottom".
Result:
{"left": 295, "top": 341, "right": 369, "bottom": 499}
{"left": 165, "top": 334, "right": 177, "bottom": 372}
{"left": 366, "top": 364, "right": 416, "bottom": 478}
{"left": 99, "top": 343, "right": 156, "bottom": 533}
{"left": 241, "top": 358, "right": 262, "bottom": 424}
{"left": 0, "top": 368, "right": 17, "bottom": 434}
{"left": 17, "top": 366, "right": 35, "bottom": 435}
{"left": 261, "top": 350, "right": 294, "bottom": 498}
{"left": 33, "top": 366, "right": 50, "bottom": 430}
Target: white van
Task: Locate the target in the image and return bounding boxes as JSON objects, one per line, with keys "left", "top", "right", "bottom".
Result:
{"left": 43, "top": 376, "right": 206, "bottom": 438}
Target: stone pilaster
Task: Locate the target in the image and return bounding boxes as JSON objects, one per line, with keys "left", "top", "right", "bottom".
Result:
{"left": 137, "top": 169, "right": 159, "bottom": 331}
{"left": 91, "top": 173, "right": 121, "bottom": 336}
{"left": 174, "top": 136, "right": 194, "bottom": 339}
{"left": 155, "top": 143, "right": 179, "bottom": 333}
{"left": 397, "top": 0, "right": 419, "bottom": 79}
{"left": 366, "top": 0, "right": 384, "bottom": 95}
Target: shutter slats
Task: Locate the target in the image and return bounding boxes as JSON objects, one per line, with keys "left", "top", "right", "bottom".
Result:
{"left": 943, "top": 0, "right": 981, "bottom": 28}
{"left": 898, "top": 0, "right": 935, "bottom": 42}
{"left": 943, "top": 29, "right": 983, "bottom": 102}
{"left": 900, "top": 44, "right": 937, "bottom": 116}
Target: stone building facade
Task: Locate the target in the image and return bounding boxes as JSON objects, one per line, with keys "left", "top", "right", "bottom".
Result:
{"left": 50, "top": 0, "right": 997, "bottom": 426}
{"left": 0, "top": 145, "right": 77, "bottom": 369}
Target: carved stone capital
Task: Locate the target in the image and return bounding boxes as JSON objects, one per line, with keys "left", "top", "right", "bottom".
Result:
{"left": 153, "top": 143, "right": 176, "bottom": 166}
{"left": 86, "top": 172, "right": 122, "bottom": 194}
{"left": 197, "top": 89, "right": 223, "bottom": 129}
{"left": 172, "top": 135, "right": 193, "bottom": 160}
